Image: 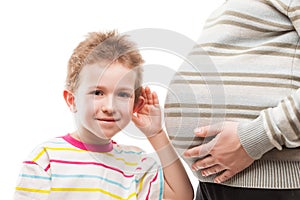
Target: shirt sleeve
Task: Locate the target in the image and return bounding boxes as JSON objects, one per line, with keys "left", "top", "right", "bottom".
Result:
{"left": 14, "top": 146, "right": 51, "bottom": 200}
{"left": 136, "top": 155, "right": 164, "bottom": 200}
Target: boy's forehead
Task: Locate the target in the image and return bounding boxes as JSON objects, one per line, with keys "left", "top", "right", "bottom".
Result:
{"left": 79, "top": 63, "right": 137, "bottom": 87}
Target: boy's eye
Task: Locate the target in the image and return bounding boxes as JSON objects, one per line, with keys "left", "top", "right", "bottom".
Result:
{"left": 118, "top": 92, "right": 131, "bottom": 98}
{"left": 92, "top": 90, "right": 104, "bottom": 96}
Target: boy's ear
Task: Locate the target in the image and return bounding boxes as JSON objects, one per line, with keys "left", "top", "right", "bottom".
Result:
{"left": 63, "top": 90, "right": 77, "bottom": 113}
{"left": 133, "top": 96, "right": 145, "bottom": 113}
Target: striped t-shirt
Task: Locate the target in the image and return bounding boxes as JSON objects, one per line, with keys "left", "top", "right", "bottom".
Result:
{"left": 14, "top": 134, "right": 163, "bottom": 199}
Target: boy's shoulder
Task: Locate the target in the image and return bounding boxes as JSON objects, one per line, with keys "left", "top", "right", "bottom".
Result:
{"left": 30, "top": 135, "right": 69, "bottom": 150}
{"left": 25, "top": 135, "right": 70, "bottom": 160}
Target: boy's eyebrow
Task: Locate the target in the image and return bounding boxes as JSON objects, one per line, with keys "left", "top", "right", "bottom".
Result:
{"left": 116, "top": 86, "right": 135, "bottom": 90}
{"left": 88, "top": 86, "right": 104, "bottom": 90}
{"left": 88, "top": 86, "right": 134, "bottom": 91}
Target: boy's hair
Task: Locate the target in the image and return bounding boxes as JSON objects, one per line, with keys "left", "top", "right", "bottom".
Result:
{"left": 66, "top": 30, "right": 144, "bottom": 103}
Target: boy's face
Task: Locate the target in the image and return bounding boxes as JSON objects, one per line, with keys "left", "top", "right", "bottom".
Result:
{"left": 72, "top": 62, "right": 137, "bottom": 143}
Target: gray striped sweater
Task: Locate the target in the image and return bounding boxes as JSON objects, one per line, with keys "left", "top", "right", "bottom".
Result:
{"left": 165, "top": 0, "right": 300, "bottom": 189}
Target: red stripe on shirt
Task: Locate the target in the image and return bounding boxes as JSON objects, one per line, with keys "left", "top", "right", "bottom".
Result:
{"left": 23, "top": 161, "right": 37, "bottom": 165}
{"left": 146, "top": 171, "right": 159, "bottom": 200}
{"left": 44, "top": 163, "right": 51, "bottom": 172}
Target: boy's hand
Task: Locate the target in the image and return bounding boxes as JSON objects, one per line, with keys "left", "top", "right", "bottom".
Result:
{"left": 132, "top": 86, "right": 163, "bottom": 137}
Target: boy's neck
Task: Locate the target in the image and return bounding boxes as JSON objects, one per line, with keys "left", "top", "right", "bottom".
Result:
{"left": 71, "top": 131, "right": 111, "bottom": 145}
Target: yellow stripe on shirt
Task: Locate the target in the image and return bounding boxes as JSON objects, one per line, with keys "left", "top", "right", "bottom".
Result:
{"left": 16, "top": 187, "right": 50, "bottom": 194}
{"left": 33, "top": 148, "right": 46, "bottom": 162}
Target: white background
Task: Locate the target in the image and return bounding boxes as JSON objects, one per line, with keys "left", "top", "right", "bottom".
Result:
{"left": 0, "top": 0, "right": 224, "bottom": 199}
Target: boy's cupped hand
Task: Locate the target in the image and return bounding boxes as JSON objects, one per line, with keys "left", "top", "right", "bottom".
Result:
{"left": 132, "top": 86, "right": 163, "bottom": 138}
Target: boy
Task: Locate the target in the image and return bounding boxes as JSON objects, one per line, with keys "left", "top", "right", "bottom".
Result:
{"left": 14, "top": 31, "right": 193, "bottom": 200}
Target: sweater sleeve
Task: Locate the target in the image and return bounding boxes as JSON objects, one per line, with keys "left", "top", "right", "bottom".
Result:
{"left": 237, "top": 0, "right": 300, "bottom": 160}
{"left": 238, "top": 88, "right": 300, "bottom": 159}
{"left": 265, "top": 0, "right": 300, "bottom": 34}
{"left": 288, "top": 0, "right": 300, "bottom": 36}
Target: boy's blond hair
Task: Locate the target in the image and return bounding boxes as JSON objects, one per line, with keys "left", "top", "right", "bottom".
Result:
{"left": 66, "top": 30, "right": 144, "bottom": 103}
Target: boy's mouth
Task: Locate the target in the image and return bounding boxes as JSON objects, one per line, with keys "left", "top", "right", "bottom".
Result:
{"left": 97, "top": 118, "right": 120, "bottom": 122}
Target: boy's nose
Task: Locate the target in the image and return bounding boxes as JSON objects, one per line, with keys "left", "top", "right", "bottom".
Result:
{"left": 101, "top": 105, "right": 114, "bottom": 113}
{"left": 101, "top": 96, "right": 114, "bottom": 113}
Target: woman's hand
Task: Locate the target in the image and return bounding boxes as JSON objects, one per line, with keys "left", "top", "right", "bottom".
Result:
{"left": 184, "top": 121, "right": 254, "bottom": 183}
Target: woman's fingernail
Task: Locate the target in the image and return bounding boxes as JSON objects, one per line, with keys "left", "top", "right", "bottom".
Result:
{"left": 202, "top": 171, "right": 207, "bottom": 177}
{"left": 194, "top": 128, "right": 202, "bottom": 133}
{"left": 184, "top": 150, "right": 192, "bottom": 157}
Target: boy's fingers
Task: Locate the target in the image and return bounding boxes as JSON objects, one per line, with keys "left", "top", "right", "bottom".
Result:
{"left": 141, "top": 87, "right": 147, "bottom": 103}
{"left": 145, "top": 87, "right": 153, "bottom": 104}
{"left": 152, "top": 91, "right": 159, "bottom": 105}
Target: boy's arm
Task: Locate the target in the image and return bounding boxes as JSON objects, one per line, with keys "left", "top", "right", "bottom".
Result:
{"left": 148, "top": 130, "right": 194, "bottom": 200}
{"left": 14, "top": 159, "right": 51, "bottom": 200}
{"left": 132, "top": 87, "right": 194, "bottom": 200}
